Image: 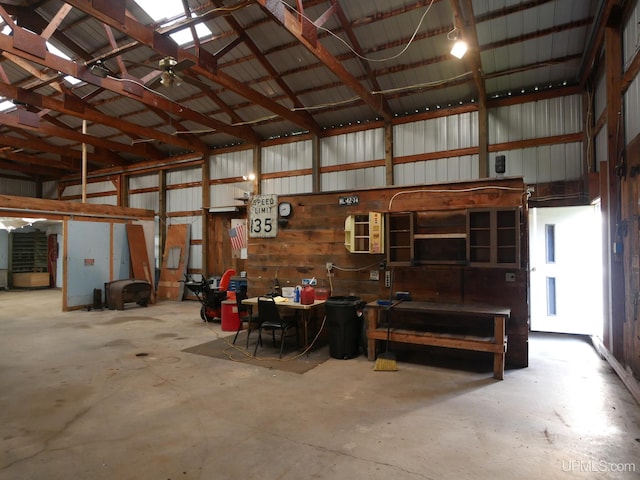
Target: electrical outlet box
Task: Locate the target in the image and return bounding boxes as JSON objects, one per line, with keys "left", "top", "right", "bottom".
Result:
{"left": 326, "top": 262, "right": 333, "bottom": 271}
{"left": 369, "top": 270, "right": 379, "bottom": 281}
{"left": 384, "top": 270, "right": 391, "bottom": 288}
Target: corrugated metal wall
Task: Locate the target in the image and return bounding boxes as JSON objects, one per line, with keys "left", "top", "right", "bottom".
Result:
{"left": 624, "top": 0, "right": 640, "bottom": 70}
{"left": 262, "top": 139, "right": 314, "bottom": 194}
{"left": 489, "top": 95, "right": 582, "bottom": 142}
{"left": 395, "top": 111, "right": 478, "bottom": 155}
{"left": 320, "top": 128, "right": 385, "bottom": 191}
{"left": 0, "top": 175, "right": 37, "bottom": 197}
{"left": 594, "top": 73, "right": 607, "bottom": 123}
{"left": 166, "top": 167, "right": 202, "bottom": 272}
{"left": 128, "top": 173, "right": 159, "bottom": 212}
{"left": 394, "top": 155, "right": 479, "bottom": 185}
{"left": 488, "top": 95, "right": 583, "bottom": 182}
{"left": 210, "top": 149, "right": 253, "bottom": 207}
{"left": 42, "top": 180, "right": 58, "bottom": 199}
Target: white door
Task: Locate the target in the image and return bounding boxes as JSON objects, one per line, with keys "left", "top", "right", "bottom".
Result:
{"left": 529, "top": 205, "right": 603, "bottom": 336}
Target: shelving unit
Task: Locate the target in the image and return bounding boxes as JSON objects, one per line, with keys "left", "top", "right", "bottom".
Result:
{"left": 386, "top": 210, "right": 467, "bottom": 266}
{"left": 9, "top": 230, "right": 49, "bottom": 288}
{"left": 468, "top": 208, "right": 519, "bottom": 267}
{"left": 344, "top": 212, "right": 384, "bottom": 254}
{"left": 386, "top": 212, "right": 413, "bottom": 265}
{"left": 385, "top": 208, "right": 521, "bottom": 267}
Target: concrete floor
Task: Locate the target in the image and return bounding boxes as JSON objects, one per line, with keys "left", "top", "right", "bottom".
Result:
{"left": 1, "top": 289, "right": 639, "bottom": 480}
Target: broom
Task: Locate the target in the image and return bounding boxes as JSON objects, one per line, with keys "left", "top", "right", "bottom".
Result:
{"left": 374, "top": 269, "right": 398, "bottom": 371}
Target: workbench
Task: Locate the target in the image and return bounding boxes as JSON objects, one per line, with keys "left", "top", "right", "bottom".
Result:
{"left": 366, "top": 301, "right": 510, "bottom": 380}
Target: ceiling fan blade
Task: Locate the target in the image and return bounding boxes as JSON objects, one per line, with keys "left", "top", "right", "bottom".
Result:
{"left": 172, "top": 58, "right": 195, "bottom": 73}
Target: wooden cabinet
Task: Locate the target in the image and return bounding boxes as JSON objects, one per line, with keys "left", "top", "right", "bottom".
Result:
{"left": 386, "top": 210, "right": 467, "bottom": 266}
{"left": 345, "top": 212, "right": 384, "bottom": 254}
{"left": 386, "top": 212, "right": 413, "bottom": 264}
{"left": 468, "top": 208, "right": 519, "bottom": 267}
{"left": 386, "top": 208, "right": 520, "bottom": 267}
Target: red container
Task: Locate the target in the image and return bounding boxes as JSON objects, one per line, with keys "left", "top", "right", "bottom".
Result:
{"left": 300, "top": 285, "right": 315, "bottom": 305}
{"left": 221, "top": 300, "right": 241, "bottom": 331}
{"left": 315, "top": 287, "right": 330, "bottom": 300}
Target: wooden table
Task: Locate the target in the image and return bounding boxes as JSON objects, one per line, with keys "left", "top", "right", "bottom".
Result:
{"left": 366, "top": 301, "right": 510, "bottom": 380}
{"left": 241, "top": 297, "right": 326, "bottom": 349}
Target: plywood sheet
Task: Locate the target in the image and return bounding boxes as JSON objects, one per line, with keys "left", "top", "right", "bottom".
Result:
{"left": 157, "top": 224, "right": 190, "bottom": 301}
{"left": 126, "top": 224, "right": 155, "bottom": 304}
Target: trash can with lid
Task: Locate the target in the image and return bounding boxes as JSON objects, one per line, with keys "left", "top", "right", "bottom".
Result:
{"left": 325, "top": 296, "right": 363, "bottom": 359}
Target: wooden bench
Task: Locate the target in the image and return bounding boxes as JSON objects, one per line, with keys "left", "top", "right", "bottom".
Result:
{"left": 366, "top": 301, "right": 510, "bottom": 380}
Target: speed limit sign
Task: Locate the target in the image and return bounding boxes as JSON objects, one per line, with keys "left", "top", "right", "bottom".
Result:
{"left": 249, "top": 194, "right": 278, "bottom": 238}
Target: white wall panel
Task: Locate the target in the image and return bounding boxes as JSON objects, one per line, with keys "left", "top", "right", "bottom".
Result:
{"left": 86, "top": 195, "right": 117, "bottom": 205}
{"left": 166, "top": 186, "right": 201, "bottom": 213}
{"left": 625, "top": 74, "right": 640, "bottom": 144}
{"left": 320, "top": 167, "right": 385, "bottom": 192}
{"left": 393, "top": 155, "right": 478, "bottom": 186}
{"left": 129, "top": 173, "right": 158, "bottom": 190}
{"left": 491, "top": 142, "right": 582, "bottom": 184}
{"left": 321, "top": 129, "right": 383, "bottom": 166}
{"left": 129, "top": 192, "right": 159, "bottom": 212}
{"left": 210, "top": 149, "right": 253, "bottom": 179}
{"left": 489, "top": 95, "right": 582, "bottom": 143}
{"left": 167, "top": 167, "right": 201, "bottom": 185}
{"left": 0, "top": 177, "right": 36, "bottom": 197}
{"left": 261, "top": 174, "right": 313, "bottom": 195}
{"left": 595, "top": 126, "right": 608, "bottom": 173}
{"left": 189, "top": 244, "right": 202, "bottom": 270}
{"left": 210, "top": 183, "right": 250, "bottom": 207}
{"left": 263, "top": 139, "right": 313, "bottom": 173}
{"left": 394, "top": 112, "right": 478, "bottom": 157}
{"left": 594, "top": 72, "right": 607, "bottom": 121}
{"left": 624, "top": 0, "right": 640, "bottom": 69}
{"left": 42, "top": 180, "right": 58, "bottom": 199}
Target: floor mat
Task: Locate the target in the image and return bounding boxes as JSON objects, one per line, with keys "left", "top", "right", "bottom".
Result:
{"left": 182, "top": 331, "right": 330, "bottom": 374}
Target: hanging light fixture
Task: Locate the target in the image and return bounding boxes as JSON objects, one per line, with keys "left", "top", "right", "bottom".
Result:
{"left": 450, "top": 39, "right": 468, "bottom": 59}
{"left": 448, "top": 27, "right": 468, "bottom": 59}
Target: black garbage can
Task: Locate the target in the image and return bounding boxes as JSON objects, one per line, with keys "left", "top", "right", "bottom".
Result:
{"left": 325, "top": 296, "right": 363, "bottom": 359}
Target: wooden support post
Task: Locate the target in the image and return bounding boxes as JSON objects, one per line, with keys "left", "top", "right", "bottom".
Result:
{"left": 493, "top": 315, "right": 506, "bottom": 380}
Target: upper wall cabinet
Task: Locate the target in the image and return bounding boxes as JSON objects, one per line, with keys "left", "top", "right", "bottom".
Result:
{"left": 345, "top": 212, "right": 384, "bottom": 254}
{"left": 386, "top": 210, "right": 467, "bottom": 266}
{"left": 467, "top": 208, "right": 520, "bottom": 267}
{"left": 386, "top": 207, "right": 521, "bottom": 268}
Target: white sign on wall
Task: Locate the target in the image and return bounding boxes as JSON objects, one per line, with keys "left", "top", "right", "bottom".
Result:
{"left": 249, "top": 194, "right": 278, "bottom": 238}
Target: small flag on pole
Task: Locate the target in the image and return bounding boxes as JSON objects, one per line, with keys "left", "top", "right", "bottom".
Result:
{"left": 229, "top": 222, "right": 247, "bottom": 251}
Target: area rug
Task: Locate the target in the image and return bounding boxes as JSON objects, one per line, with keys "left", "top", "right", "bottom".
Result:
{"left": 182, "top": 331, "right": 330, "bottom": 374}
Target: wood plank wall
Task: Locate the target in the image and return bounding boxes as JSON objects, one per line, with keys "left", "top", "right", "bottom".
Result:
{"left": 246, "top": 177, "right": 529, "bottom": 367}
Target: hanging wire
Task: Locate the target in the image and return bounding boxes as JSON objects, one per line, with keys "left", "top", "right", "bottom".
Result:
{"left": 277, "top": 0, "right": 437, "bottom": 63}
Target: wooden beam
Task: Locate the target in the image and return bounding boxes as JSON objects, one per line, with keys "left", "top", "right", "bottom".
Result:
{"left": 0, "top": 81, "right": 204, "bottom": 154}
{"left": 0, "top": 193, "right": 155, "bottom": 220}
{"left": 0, "top": 27, "right": 260, "bottom": 145}
{"left": 65, "top": 0, "right": 318, "bottom": 135}
{"left": 255, "top": 0, "right": 392, "bottom": 121}
{"left": 0, "top": 112, "right": 137, "bottom": 165}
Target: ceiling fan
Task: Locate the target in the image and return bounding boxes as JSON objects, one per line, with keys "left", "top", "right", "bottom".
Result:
{"left": 154, "top": 56, "right": 195, "bottom": 87}
{"left": 123, "top": 56, "right": 195, "bottom": 88}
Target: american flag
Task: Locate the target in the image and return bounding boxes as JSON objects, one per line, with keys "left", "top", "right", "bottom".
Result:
{"left": 229, "top": 223, "right": 247, "bottom": 251}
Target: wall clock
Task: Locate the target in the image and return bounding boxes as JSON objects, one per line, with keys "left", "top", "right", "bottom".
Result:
{"left": 278, "top": 202, "right": 292, "bottom": 218}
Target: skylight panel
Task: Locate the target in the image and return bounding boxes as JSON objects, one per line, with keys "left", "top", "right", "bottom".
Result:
{"left": 0, "top": 99, "right": 15, "bottom": 112}
{"left": 134, "top": 0, "right": 212, "bottom": 46}
{"left": 46, "top": 42, "right": 81, "bottom": 85}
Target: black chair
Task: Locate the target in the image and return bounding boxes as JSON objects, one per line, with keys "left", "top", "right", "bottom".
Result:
{"left": 233, "top": 286, "right": 260, "bottom": 348}
{"left": 253, "top": 296, "right": 299, "bottom": 358}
